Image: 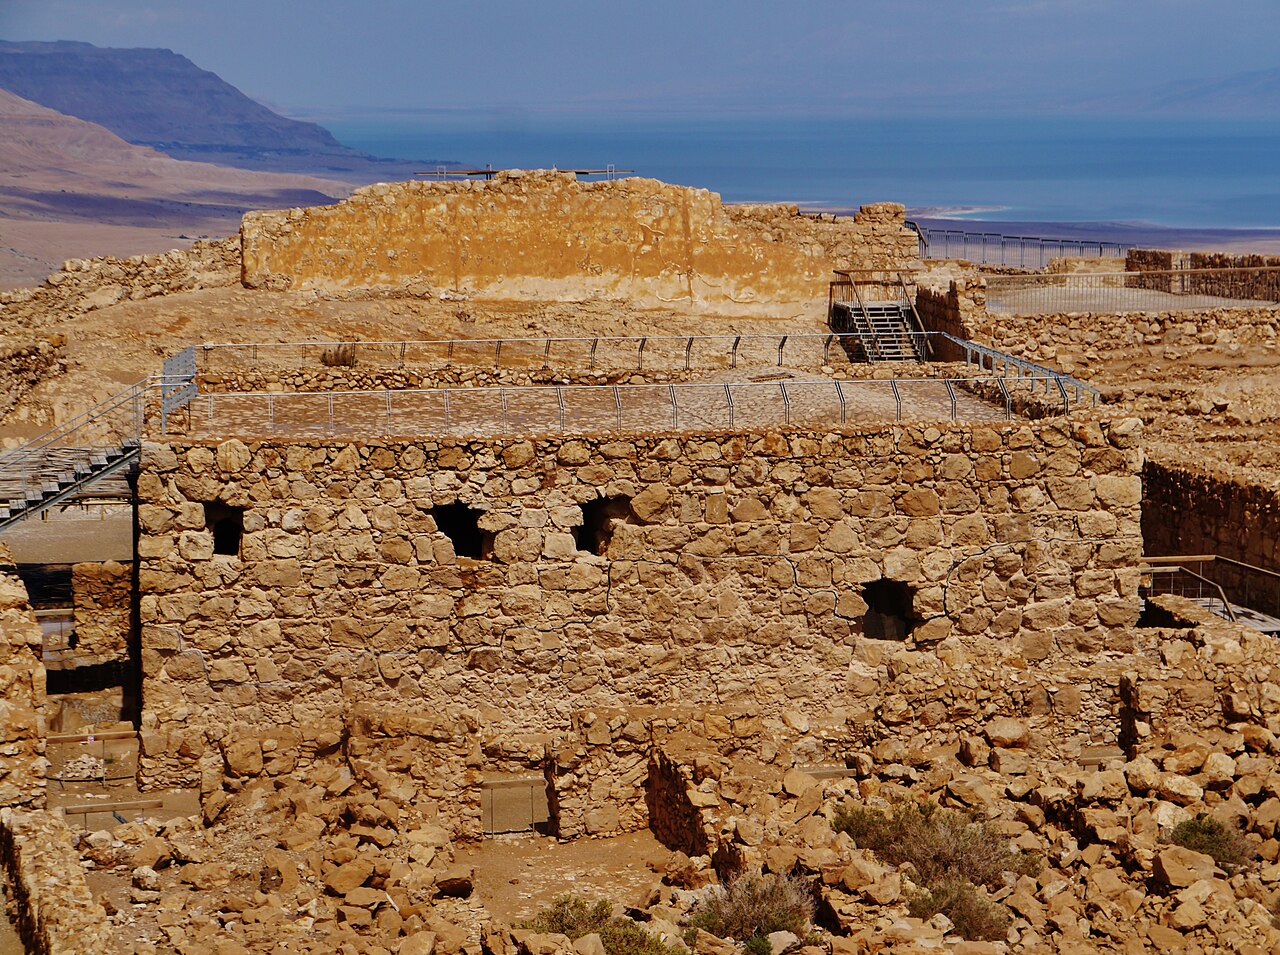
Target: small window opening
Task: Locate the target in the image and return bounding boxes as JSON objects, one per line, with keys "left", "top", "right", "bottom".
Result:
{"left": 574, "top": 496, "right": 631, "bottom": 556}
{"left": 204, "top": 502, "right": 244, "bottom": 557}
{"left": 433, "top": 502, "right": 490, "bottom": 559}
{"left": 862, "top": 578, "right": 915, "bottom": 640}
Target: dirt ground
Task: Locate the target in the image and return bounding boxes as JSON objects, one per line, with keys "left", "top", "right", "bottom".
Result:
{"left": 455, "top": 830, "right": 670, "bottom": 925}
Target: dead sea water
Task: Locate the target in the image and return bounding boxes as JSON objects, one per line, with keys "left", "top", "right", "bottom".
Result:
{"left": 324, "top": 113, "right": 1280, "bottom": 229}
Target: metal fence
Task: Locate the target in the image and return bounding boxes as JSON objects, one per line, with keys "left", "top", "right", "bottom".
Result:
{"left": 197, "top": 332, "right": 930, "bottom": 376}
{"left": 175, "top": 373, "right": 1087, "bottom": 441}
{"left": 912, "top": 226, "right": 1129, "bottom": 269}
{"left": 985, "top": 267, "right": 1280, "bottom": 316}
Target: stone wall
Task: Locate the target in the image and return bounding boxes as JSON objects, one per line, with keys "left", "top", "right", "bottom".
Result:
{"left": 914, "top": 278, "right": 985, "bottom": 359}
{"left": 134, "top": 417, "right": 1143, "bottom": 788}
{"left": 240, "top": 173, "right": 917, "bottom": 319}
{"left": 0, "top": 809, "right": 118, "bottom": 955}
{"left": 1142, "top": 458, "right": 1280, "bottom": 616}
{"left": 0, "top": 236, "right": 240, "bottom": 334}
{"left": 0, "top": 544, "right": 45, "bottom": 809}
{"left": 1127, "top": 249, "right": 1280, "bottom": 301}
{"left": 0, "top": 337, "right": 65, "bottom": 418}
{"left": 71, "top": 560, "right": 132, "bottom": 664}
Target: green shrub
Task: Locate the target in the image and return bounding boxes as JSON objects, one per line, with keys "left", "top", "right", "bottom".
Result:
{"left": 1168, "top": 814, "right": 1250, "bottom": 870}
{"left": 685, "top": 872, "right": 814, "bottom": 941}
{"left": 520, "top": 895, "right": 682, "bottom": 955}
{"left": 833, "top": 799, "right": 1040, "bottom": 890}
{"left": 742, "top": 934, "right": 773, "bottom": 955}
{"left": 908, "top": 877, "right": 1010, "bottom": 942}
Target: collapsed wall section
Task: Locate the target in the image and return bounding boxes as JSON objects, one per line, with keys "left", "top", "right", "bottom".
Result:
{"left": 240, "top": 172, "right": 917, "bottom": 318}
{"left": 135, "top": 419, "right": 1143, "bottom": 789}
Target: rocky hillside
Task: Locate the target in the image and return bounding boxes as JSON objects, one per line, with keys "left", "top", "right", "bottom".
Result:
{"left": 0, "top": 39, "right": 439, "bottom": 178}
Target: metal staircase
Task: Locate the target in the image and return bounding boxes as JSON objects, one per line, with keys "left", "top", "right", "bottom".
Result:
{"left": 828, "top": 270, "right": 931, "bottom": 362}
{"left": 0, "top": 348, "right": 197, "bottom": 533}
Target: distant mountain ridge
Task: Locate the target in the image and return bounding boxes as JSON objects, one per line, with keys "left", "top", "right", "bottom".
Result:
{"left": 0, "top": 39, "right": 448, "bottom": 178}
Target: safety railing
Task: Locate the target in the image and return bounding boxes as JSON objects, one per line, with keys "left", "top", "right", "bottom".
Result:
{"left": 173, "top": 373, "right": 1085, "bottom": 441}
{"left": 985, "top": 267, "right": 1280, "bottom": 316}
{"left": 937, "top": 333, "right": 1099, "bottom": 410}
{"left": 909, "top": 226, "right": 1129, "bottom": 269}
{"left": 1140, "top": 564, "right": 1238, "bottom": 623}
{"left": 1145, "top": 554, "right": 1280, "bottom": 621}
{"left": 197, "top": 331, "right": 943, "bottom": 377}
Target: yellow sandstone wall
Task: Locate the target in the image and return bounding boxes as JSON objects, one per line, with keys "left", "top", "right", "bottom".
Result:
{"left": 240, "top": 172, "right": 917, "bottom": 319}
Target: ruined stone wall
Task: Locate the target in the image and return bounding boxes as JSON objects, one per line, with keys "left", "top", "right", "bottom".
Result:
{"left": 135, "top": 417, "right": 1142, "bottom": 789}
{"left": 1142, "top": 458, "right": 1280, "bottom": 616}
{"left": 71, "top": 560, "right": 132, "bottom": 664}
{"left": 974, "top": 307, "right": 1279, "bottom": 366}
{"left": 914, "top": 278, "right": 986, "bottom": 359}
{"left": 240, "top": 173, "right": 917, "bottom": 319}
{"left": 0, "top": 809, "right": 118, "bottom": 954}
{"left": 0, "top": 338, "right": 65, "bottom": 418}
{"left": 0, "top": 544, "right": 45, "bottom": 809}
{"left": 1127, "top": 249, "right": 1280, "bottom": 301}
{"left": 0, "top": 236, "right": 240, "bottom": 335}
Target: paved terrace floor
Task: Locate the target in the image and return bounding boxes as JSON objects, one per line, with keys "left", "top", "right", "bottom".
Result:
{"left": 173, "top": 365, "right": 1027, "bottom": 442}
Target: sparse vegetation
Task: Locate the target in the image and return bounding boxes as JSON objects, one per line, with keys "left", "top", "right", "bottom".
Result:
{"left": 320, "top": 343, "right": 357, "bottom": 367}
{"left": 520, "top": 895, "right": 683, "bottom": 955}
{"left": 833, "top": 799, "right": 1038, "bottom": 941}
{"left": 742, "top": 934, "right": 773, "bottom": 955}
{"left": 1168, "top": 814, "right": 1251, "bottom": 870}
{"left": 684, "top": 871, "right": 814, "bottom": 941}
{"left": 832, "top": 799, "right": 1040, "bottom": 889}
{"left": 908, "top": 876, "right": 1011, "bottom": 942}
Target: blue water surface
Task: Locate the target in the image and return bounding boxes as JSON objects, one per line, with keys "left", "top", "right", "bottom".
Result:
{"left": 325, "top": 113, "right": 1280, "bottom": 229}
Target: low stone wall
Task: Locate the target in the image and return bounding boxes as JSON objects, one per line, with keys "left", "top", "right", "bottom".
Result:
{"left": 1127, "top": 249, "right": 1280, "bottom": 301}
{"left": 1142, "top": 458, "right": 1280, "bottom": 616}
{"left": 134, "top": 416, "right": 1143, "bottom": 788}
{"left": 914, "top": 278, "right": 985, "bottom": 356}
{"left": 71, "top": 561, "right": 132, "bottom": 664}
{"left": 240, "top": 173, "right": 917, "bottom": 320}
{"left": 0, "top": 237, "right": 240, "bottom": 333}
{"left": 0, "top": 809, "right": 117, "bottom": 954}
{"left": 0, "top": 545, "right": 45, "bottom": 809}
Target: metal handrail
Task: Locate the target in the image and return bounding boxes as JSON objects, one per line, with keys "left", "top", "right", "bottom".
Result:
{"left": 937, "top": 333, "right": 1098, "bottom": 404}
{"left": 1141, "top": 564, "right": 1238, "bottom": 623}
{"left": 898, "top": 273, "right": 933, "bottom": 360}
{"left": 1143, "top": 554, "right": 1280, "bottom": 583}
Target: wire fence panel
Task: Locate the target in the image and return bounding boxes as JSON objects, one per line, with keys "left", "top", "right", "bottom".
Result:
{"left": 184, "top": 374, "right": 1083, "bottom": 442}
{"left": 986, "top": 268, "right": 1280, "bottom": 315}
{"left": 914, "top": 228, "right": 1129, "bottom": 269}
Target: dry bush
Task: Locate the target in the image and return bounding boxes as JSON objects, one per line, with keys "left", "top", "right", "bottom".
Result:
{"left": 833, "top": 799, "right": 1040, "bottom": 889}
{"left": 520, "top": 895, "right": 682, "bottom": 955}
{"left": 685, "top": 871, "right": 814, "bottom": 941}
{"left": 320, "top": 343, "right": 357, "bottom": 367}
{"left": 1168, "top": 814, "right": 1251, "bottom": 870}
{"left": 908, "top": 877, "right": 1010, "bottom": 941}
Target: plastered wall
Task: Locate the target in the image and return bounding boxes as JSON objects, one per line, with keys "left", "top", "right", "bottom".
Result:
{"left": 240, "top": 172, "right": 917, "bottom": 319}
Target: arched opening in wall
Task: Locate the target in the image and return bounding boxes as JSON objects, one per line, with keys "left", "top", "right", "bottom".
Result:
{"left": 432, "top": 502, "right": 491, "bottom": 560}
{"left": 574, "top": 496, "right": 632, "bottom": 555}
{"left": 204, "top": 503, "right": 244, "bottom": 557}
{"left": 862, "top": 579, "right": 916, "bottom": 640}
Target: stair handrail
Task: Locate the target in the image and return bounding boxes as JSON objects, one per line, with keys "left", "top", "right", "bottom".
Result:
{"left": 897, "top": 272, "right": 933, "bottom": 360}
{"left": 0, "top": 379, "right": 155, "bottom": 472}
{"left": 847, "top": 281, "right": 883, "bottom": 361}
{"left": 1141, "top": 563, "right": 1238, "bottom": 622}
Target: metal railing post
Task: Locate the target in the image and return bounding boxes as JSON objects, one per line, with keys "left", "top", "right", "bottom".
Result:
{"left": 997, "top": 378, "right": 1011, "bottom": 420}
{"left": 724, "top": 384, "right": 735, "bottom": 428}
{"left": 890, "top": 381, "right": 901, "bottom": 422}
{"left": 637, "top": 337, "right": 647, "bottom": 370}
{"left": 556, "top": 388, "right": 566, "bottom": 432}
{"left": 500, "top": 388, "right": 509, "bottom": 432}
{"left": 613, "top": 385, "right": 622, "bottom": 430}
{"left": 730, "top": 336, "right": 741, "bottom": 368}
{"left": 669, "top": 385, "right": 678, "bottom": 429}
{"left": 589, "top": 338, "right": 599, "bottom": 370}
{"left": 835, "top": 381, "right": 847, "bottom": 424}
{"left": 944, "top": 380, "right": 957, "bottom": 420}
{"left": 777, "top": 335, "right": 787, "bottom": 368}
{"left": 684, "top": 337, "right": 693, "bottom": 371}
{"left": 779, "top": 382, "right": 791, "bottom": 425}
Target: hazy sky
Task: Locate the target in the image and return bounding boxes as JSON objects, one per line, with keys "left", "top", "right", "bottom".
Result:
{"left": 2, "top": 0, "right": 1278, "bottom": 116}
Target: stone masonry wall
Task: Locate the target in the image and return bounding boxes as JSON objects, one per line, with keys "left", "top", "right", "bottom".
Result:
{"left": 71, "top": 560, "right": 132, "bottom": 664}
{"left": 240, "top": 173, "right": 917, "bottom": 320}
{"left": 1128, "top": 248, "right": 1280, "bottom": 301}
{"left": 1142, "top": 458, "right": 1280, "bottom": 616}
{"left": 0, "top": 236, "right": 240, "bottom": 335}
{"left": 135, "top": 418, "right": 1143, "bottom": 789}
{"left": 0, "top": 543, "right": 45, "bottom": 809}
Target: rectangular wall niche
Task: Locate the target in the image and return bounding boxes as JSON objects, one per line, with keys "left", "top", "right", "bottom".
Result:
{"left": 862, "top": 579, "right": 916, "bottom": 640}
{"left": 204, "top": 502, "right": 244, "bottom": 557}
{"left": 574, "top": 496, "right": 632, "bottom": 556}
{"left": 431, "top": 503, "right": 491, "bottom": 559}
